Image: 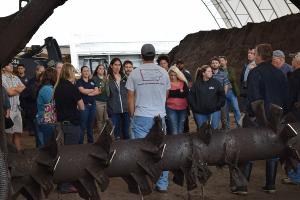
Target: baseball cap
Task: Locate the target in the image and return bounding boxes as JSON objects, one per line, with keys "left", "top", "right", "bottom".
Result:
{"left": 273, "top": 50, "right": 285, "bottom": 58}
{"left": 141, "top": 44, "right": 155, "bottom": 57}
{"left": 47, "top": 59, "right": 56, "bottom": 68}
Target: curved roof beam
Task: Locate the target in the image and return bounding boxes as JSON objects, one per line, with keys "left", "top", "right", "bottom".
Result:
{"left": 290, "top": 0, "right": 300, "bottom": 9}
{"left": 211, "top": 0, "right": 236, "bottom": 28}
{"left": 222, "top": 0, "right": 243, "bottom": 27}
{"left": 252, "top": 0, "right": 267, "bottom": 21}
{"left": 200, "top": 0, "right": 222, "bottom": 28}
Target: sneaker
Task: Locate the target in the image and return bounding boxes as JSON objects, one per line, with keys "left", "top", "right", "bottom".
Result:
{"left": 231, "top": 186, "right": 248, "bottom": 195}
{"left": 262, "top": 185, "right": 276, "bottom": 193}
{"left": 154, "top": 186, "right": 167, "bottom": 193}
{"left": 282, "top": 177, "right": 300, "bottom": 185}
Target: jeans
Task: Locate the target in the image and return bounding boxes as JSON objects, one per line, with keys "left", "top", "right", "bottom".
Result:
{"left": 111, "top": 112, "right": 130, "bottom": 139}
{"left": 131, "top": 116, "right": 169, "bottom": 190}
{"left": 288, "top": 163, "right": 300, "bottom": 183}
{"left": 225, "top": 89, "right": 241, "bottom": 128}
{"left": 166, "top": 107, "right": 187, "bottom": 135}
{"left": 194, "top": 111, "right": 221, "bottom": 129}
{"left": 79, "top": 103, "right": 96, "bottom": 144}
{"left": 37, "top": 123, "right": 55, "bottom": 148}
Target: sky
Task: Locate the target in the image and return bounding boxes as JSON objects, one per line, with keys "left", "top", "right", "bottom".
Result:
{"left": 0, "top": 0, "right": 220, "bottom": 46}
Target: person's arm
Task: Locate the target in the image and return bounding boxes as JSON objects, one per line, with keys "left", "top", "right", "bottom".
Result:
{"left": 217, "top": 82, "right": 226, "bottom": 109}
{"left": 187, "top": 83, "right": 197, "bottom": 112}
{"left": 88, "top": 87, "right": 100, "bottom": 96}
{"left": 77, "top": 99, "right": 85, "bottom": 111}
{"left": 5, "top": 87, "right": 20, "bottom": 96}
{"left": 5, "top": 109, "right": 10, "bottom": 118}
{"left": 15, "top": 84, "right": 25, "bottom": 93}
{"left": 127, "top": 90, "right": 135, "bottom": 117}
{"left": 224, "top": 84, "right": 229, "bottom": 94}
{"left": 78, "top": 87, "right": 94, "bottom": 95}
{"left": 15, "top": 77, "right": 25, "bottom": 94}
{"left": 247, "top": 70, "right": 261, "bottom": 103}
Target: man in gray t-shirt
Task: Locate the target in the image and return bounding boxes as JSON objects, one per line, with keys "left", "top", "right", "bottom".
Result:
{"left": 126, "top": 44, "right": 170, "bottom": 192}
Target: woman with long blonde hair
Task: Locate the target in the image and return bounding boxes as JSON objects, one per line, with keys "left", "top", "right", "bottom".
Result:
{"left": 166, "top": 66, "right": 189, "bottom": 134}
{"left": 54, "top": 63, "right": 84, "bottom": 193}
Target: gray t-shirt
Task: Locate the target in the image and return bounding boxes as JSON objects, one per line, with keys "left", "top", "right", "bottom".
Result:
{"left": 126, "top": 63, "right": 171, "bottom": 118}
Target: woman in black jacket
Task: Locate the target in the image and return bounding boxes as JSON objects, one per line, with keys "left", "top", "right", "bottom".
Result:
{"left": 188, "top": 65, "right": 225, "bottom": 129}
{"left": 107, "top": 58, "right": 130, "bottom": 140}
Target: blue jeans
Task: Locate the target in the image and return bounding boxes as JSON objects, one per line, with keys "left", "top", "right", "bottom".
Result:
{"left": 194, "top": 111, "right": 221, "bottom": 129}
{"left": 166, "top": 107, "right": 187, "bottom": 135}
{"left": 288, "top": 163, "right": 300, "bottom": 183}
{"left": 225, "top": 89, "right": 241, "bottom": 128}
{"left": 38, "top": 123, "right": 55, "bottom": 148}
{"left": 111, "top": 112, "right": 130, "bottom": 139}
{"left": 131, "top": 116, "right": 169, "bottom": 190}
{"left": 79, "top": 103, "right": 96, "bottom": 144}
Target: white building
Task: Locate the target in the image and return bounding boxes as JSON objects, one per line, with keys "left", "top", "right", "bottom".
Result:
{"left": 70, "top": 40, "right": 179, "bottom": 72}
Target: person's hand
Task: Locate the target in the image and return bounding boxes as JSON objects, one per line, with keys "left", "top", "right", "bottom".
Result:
{"left": 249, "top": 63, "right": 256, "bottom": 69}
{"left": 5, "top": 110, "right": 10, "bottom": 118}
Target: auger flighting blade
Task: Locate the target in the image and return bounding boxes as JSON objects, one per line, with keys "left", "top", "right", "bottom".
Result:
{"left": 145, "top": 116, "right": 165, "bottom": 147}
{"left": 251, "top": 100, "right": 269, "bottom": 127}
{"left": 198, "top": 122, "right": 212, "bottom": 145}
{"left": 96, "top": 120, "right": 114, "bottom": 153}
{"left": 73, "top": 176, "right": 101, "bottom": 200}
{"left": 136, "top": 160, "right": 162, "bottom": 182}
{"left": 269, "top": 104, "right": 283, "bottom": 132}
{"left": 280, "top": 123, "right": 298, "bottom": 142}
{"left": 85, "top": 167, "right": 109, "bottom": 192}
{"left": 130, "top": 172, "right": 152, "bottom": 195}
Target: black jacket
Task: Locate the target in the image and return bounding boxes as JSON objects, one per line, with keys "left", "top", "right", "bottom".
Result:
{"left": 188, "top": 78, "right": 225, "bottom": 114}
{"left": 247, "top": 61, "right": 288, "bottom": 115}
{"left": 288, "top": 68, "right": 300, "bottom": 110}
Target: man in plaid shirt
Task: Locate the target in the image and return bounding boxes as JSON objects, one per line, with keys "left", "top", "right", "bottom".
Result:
{"left": 2, "top": 63, "right": 25, "bottom": 151}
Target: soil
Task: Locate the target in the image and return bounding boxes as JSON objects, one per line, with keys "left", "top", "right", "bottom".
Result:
{"left": 18, "top": 116, "right": 300, "bottom": 200}
{"left": 168, "top": 13, "right": 300, "bottom": 80}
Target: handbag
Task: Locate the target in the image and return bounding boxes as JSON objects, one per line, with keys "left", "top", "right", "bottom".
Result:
{"left": 5, "top": 117, "right": 14, "bottom": 129}
{"left": 43, "top": 97, "right": 57, "bottom": 124}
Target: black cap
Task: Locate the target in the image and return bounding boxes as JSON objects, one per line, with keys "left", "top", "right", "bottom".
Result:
{"left": 141, "top": 44, "right": 155, "bottom": 57}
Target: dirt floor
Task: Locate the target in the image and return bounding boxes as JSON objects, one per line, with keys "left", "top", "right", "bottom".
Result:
{"left": 18, "top": 116, "right": 300, "bottom": 200}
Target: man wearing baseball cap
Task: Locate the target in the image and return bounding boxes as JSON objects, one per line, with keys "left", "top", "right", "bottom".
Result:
{"left": 282, "top": 52, "right": 300, "bottom": 185}
{"left": 126, "top": 44, "right": 171, "bottom": 192}
{"left": 272, "top": 50, "right": 293, "bottom": 76}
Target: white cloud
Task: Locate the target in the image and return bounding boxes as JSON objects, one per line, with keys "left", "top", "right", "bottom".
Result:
{"left": 0, "top": 0, "right": 219, "bottom": 45}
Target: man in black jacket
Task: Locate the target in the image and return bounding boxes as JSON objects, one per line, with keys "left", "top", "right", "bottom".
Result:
{"left": 282, "top": 52, "right": 300, "bottom": 185}
{"left": 233, "top": 44, "right": 288, "bottom": 195}
{"left": 240, "top": 48, "right": 256, "bottom": 112}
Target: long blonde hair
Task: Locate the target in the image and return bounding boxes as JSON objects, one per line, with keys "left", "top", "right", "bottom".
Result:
{"left": 168, "top": 65, "right": 188, "bottom": 85}
{"left": 54, "top": 63, "right": 76, "bottom": 89}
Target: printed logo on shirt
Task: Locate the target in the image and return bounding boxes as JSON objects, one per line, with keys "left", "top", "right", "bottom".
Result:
{"left": 140, "top": 69, "right": 163, "bottom": 81}
{"left": 209, "top": 86, "right": 215, "bottom": 90}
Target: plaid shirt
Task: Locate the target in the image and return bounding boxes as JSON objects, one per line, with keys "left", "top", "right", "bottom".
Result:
{"left": 213, "top": 69, "right": 231, "bottom": 88}
{"left": 2, "top": 73, "right": 24, "bottom": 111}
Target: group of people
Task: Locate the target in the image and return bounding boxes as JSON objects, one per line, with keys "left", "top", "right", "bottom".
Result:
{"left": 1, "top": 42, "right": 300, "bottom": 194}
